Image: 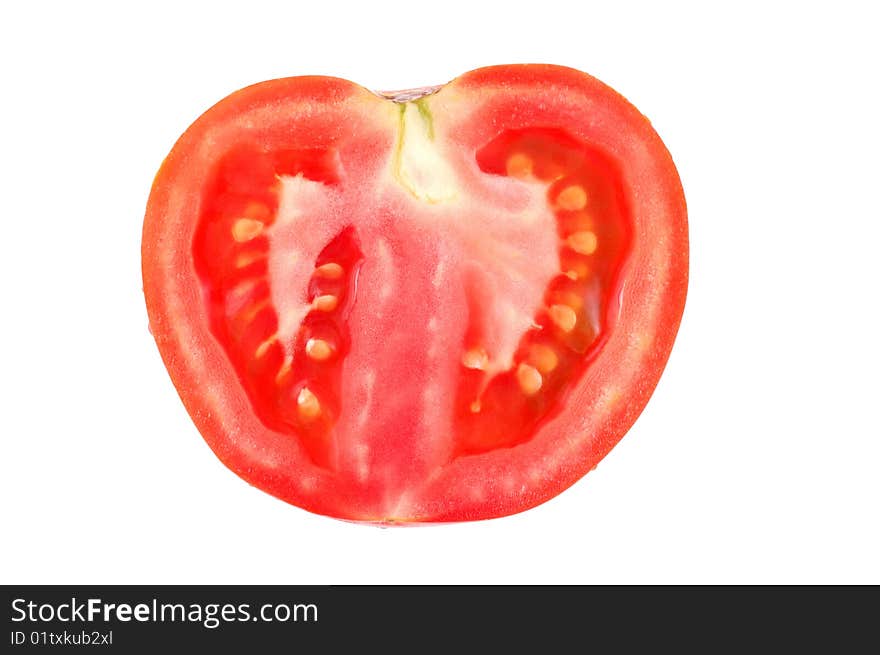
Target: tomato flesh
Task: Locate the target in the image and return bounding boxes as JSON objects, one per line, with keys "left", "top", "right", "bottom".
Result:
{"left": 143, "top": 65, "right": 688, "bottom": 522}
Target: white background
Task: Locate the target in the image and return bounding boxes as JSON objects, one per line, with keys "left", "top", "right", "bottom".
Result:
{"left": 2, "top": 1, "right": 878, "bottom": 585}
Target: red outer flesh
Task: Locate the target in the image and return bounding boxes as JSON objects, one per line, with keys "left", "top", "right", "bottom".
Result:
{"left": 142, "top": 65, "right": 688, "bottom": 523}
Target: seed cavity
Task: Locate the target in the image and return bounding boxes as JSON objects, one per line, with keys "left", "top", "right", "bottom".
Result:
{"left": 232, "top": 218, "right": 264, "bottom": 242}
{"left": 567, "top": 230, "right": 598, "bottom": 255}
{"left": 305, "top": 338, "right": 333, "bottom": 361}
{"left": 516, "top": 363, "right": 543, "bottom": 395}
{"left": 453, "top": 129, "right": 631, "bottom": 457}
{"left": 556, "top": 185, "right": 588, "bottom": 211}
{"left": 528, "top": 344, "right": 559, "bottom": 374}
{"left": 315, "top": 262, "right": 344, "bottom": 279}
{"left": 297, "top": 387, "right": 321, "bottom": 420}
{"left": 505, "top": 152, "right": 534, "bottom": 179}
{"left": 549, "top": 304, "right": 578, "bottom": 332}
{"left": 312, "top": 294, "right": 339, "bottom": 312}
{"left": 461, "top": 347, "right": 489, "bottom": 371}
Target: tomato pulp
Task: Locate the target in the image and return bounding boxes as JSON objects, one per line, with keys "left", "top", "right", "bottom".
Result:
{"left": 142, "top": 65, "right": 688, "bottom": 522}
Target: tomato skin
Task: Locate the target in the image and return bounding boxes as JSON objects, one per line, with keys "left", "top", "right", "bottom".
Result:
{"left": 142, "top": 65, "right": 687, "bottom": 523}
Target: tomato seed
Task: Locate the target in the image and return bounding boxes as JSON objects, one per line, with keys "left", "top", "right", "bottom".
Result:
{"left": 567, "top": 230, "right": 598, "bottom": 255}
{"left": 312, "top": 294, "right": 339, "bottom": 312}
{"left": 305, "top": 338, "right": 333, "bottom": 361}
{"left": 297, "top": 387, "right": 321, "bottom": 419}
{"left": 461, "top": 347, "right": 489, "bottom": 370}
{"left": 505, "top": 152, "right": 533, "bottom": 179}
{"left": 516, "top": 363, "right": 543, "bottom": 395}
{"left": 556, "top": 185, "right": 588, "bottom": 211}
{"left": 232, "top": 218, "right": 265, "bottom": 242}
{"left": 254, "top": 335, "right": 277, "bottom": 359}
{"left": 549, "top": 304, "right": 578, "bottom": 332}
{"left": 314, "top": 262, "right": 344, "bottom": 279}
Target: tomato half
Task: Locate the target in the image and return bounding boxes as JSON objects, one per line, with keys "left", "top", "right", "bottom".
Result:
{"left": 142, "top": 64, "right": 688, "bottom": 523}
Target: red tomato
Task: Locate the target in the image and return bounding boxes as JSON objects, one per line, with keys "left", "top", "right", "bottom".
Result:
{"left": 142, "top": 64, "right": 688, "bottom": 523}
